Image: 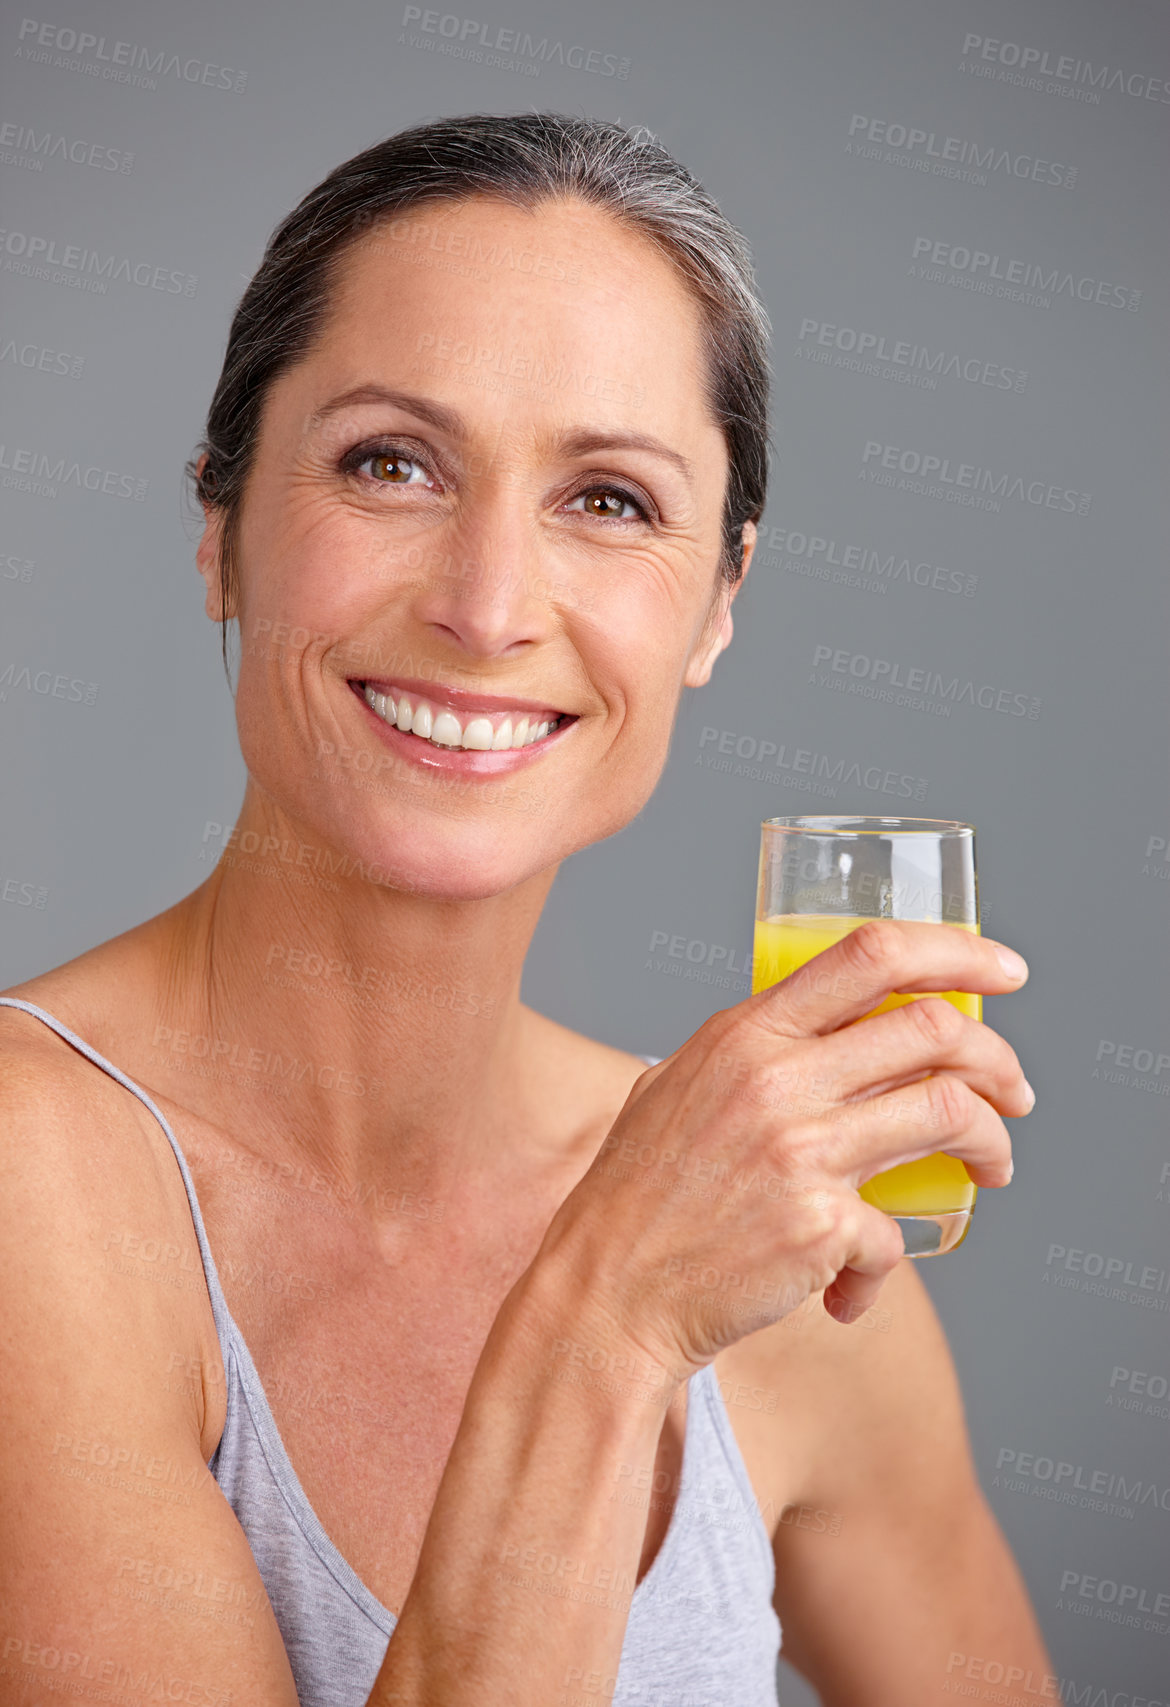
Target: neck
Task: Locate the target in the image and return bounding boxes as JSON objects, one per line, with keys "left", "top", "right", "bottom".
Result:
{"left": 145, "top": 786, "right": 563, "bottom": 1210}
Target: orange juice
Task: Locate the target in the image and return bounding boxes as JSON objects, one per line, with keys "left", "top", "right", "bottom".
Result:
{"left": 751, "top": 914, "right": 980, "bottom": 1216}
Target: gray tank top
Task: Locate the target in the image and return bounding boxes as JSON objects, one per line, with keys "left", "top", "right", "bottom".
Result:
{"left": 1, "top": 996, "right": 782, "bottom": 1705}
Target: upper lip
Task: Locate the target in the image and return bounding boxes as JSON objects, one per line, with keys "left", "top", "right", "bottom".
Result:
{"left": 353, "top": 674, "right": 572, "bottom": 721}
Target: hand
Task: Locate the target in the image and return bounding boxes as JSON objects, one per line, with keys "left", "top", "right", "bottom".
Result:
{"left": 537, "top": 919, "right": 1033, "bottom": 1383}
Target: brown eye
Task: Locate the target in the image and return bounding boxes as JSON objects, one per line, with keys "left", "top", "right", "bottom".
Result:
{"left": 570, "top": 486, "right": 648, "bottom": 522}
{"left": 368, "top": 452, "right": 419, "bottom": 483}
{"left": 340, "top": 442, "right": 437, "bottom": 489}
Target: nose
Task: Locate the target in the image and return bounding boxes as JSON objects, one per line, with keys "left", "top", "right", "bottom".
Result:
{"left": 405, "top": 490, "right": 566, "bottom": 660}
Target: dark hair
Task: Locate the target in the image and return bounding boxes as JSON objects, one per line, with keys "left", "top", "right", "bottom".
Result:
{"left": 185, "top": 111, "right": 773, "bottom": 679}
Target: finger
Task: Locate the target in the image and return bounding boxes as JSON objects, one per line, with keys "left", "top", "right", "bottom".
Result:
{"left": 785, "top": 995, "right": 1033, "bottom": 1119}
{"left": 819, "top": 1201, "right": 906, "bottom": 1324}
{"left": 748, "top": 917, "right": 1028, "bottom": 1038}
{"left": 817, "top": 1071, "right": 1014, "bottom": 1190}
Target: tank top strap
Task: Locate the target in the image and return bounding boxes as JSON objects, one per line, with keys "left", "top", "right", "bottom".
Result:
{"left": 0, "top": 996, "right": 238, "bottom": 1355}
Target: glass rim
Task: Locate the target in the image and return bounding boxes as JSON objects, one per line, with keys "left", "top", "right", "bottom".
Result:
{"left": 761, "top": 815, "right": 974, "bottom": 837}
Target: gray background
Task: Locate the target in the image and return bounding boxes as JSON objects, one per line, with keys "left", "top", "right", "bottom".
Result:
{"left": 2, "top": 0, "right": 1167, "bottom": 1697}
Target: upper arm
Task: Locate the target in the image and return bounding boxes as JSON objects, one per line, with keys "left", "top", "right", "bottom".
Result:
{"left": 758, "top": 1262, "right": 1053, "bottom": 1701}
{"left": 0, "top": 1031, "right": 301, "bottom": 1707}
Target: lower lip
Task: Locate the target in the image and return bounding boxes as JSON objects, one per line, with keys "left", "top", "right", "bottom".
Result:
{"left": 348, "top": 681, "right": 577, "bottom": 775}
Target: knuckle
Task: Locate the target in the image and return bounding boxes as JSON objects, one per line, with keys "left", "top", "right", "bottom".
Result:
{"left": 767, "top": 1115, "right": 821, "bottom": 1168}
{"left": 700, "top": 1007, "right": 740, "bottom": 1053}
{"left": 991, "top": 1032, "right": 1025, "bottom": 1086}
{"left": 839, "top": 918, "right": 900, "bottom": 981}
{"left": 853, "top": 1201, "right": 906, "bottom": 1272}
{"left": 799, "top": 1188, "right": 840, "bottom": 1250}
{"left": 923, "top": 1072, "right": 972, "bottom": 1132}
{"left": 880, "top": 1213, "right": 908, "bottom": 1269}
{"left": 907, "top": 995, "right": 963, "bottom": 1048}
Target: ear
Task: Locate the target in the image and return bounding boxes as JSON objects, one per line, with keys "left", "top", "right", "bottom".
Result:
{"left": 193, "top": 454, "right": 234, "bottom": 624}
{"left": 683, "top": 520, "right": 756, "bottom": 689}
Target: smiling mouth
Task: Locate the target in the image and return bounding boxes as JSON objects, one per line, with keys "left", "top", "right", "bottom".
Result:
{"left": 352, "top": 681, "right": 576, "bottom": 752}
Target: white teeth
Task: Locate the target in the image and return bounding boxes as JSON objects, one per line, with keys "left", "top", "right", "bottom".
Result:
{"left": 361, "top": 683, "right": 564, "bottom": 752}
{"left": 430, "top": 710, "right": 464, "bottom": 748}
{"left": 461, "top": 717, "right": 494, "bottom": 751}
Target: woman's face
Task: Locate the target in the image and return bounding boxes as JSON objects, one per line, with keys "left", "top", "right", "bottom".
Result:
{"left": 197, "top": 194, "right": 755, "bottom": 901}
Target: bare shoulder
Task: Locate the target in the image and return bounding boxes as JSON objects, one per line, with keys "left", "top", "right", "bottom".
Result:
{"left": 520, "top": 1002, "right": 657, "bottom": 1126}
{"left": 717, "top": 1257, "right": 976, "bottom": 1518}
{"left": 0, "top": 995, "right": 218, "bottom": 1449}
{"left": 0, "top": 998, "right": 301, "bottom": 1700}
{"left": 0, "top": 989, "right": 168, "bottom": 1180}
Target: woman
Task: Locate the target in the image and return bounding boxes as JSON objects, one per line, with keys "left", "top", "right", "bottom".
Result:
{"left": 0, "top": 113, "right": 1051, "bottom": 1705}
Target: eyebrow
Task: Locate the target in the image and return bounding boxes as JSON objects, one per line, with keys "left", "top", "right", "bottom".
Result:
{"left": 306, "top": 383, "right": 695, "bottom": 483}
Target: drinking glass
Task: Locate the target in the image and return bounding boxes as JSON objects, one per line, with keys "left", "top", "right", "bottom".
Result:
{"left": 752, "top": 815, "right": 980, "bottom": 1257}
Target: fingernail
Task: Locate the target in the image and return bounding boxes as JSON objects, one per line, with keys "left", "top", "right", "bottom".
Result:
{"left": 1022, "top": 1079, "right": 1036, "bottom": 1111}
{"left": 994, "top": 944, "right": 1029, "bottom": 981}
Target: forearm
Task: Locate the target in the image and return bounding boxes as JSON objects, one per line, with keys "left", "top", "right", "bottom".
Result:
{"left": 367, "top": 1259, "right": 679, "bottom": 1706}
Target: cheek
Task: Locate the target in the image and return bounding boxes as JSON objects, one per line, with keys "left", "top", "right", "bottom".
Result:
{"left": 583, "top": 624, "right": 685, "bottom": 788}
{"left": 587, "top": 572, "right": 698, "bottom": 706}
{"left": 238, "top": 490, "right": 396, "bottom": 635}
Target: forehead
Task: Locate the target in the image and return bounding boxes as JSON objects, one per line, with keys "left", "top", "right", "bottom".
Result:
{"left": 290, "top": 195, "right": 719, "bottom": 451}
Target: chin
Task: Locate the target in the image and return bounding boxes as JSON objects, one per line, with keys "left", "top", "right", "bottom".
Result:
{"left": 315, "top": 804, "right": 573, "bottom": 902}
